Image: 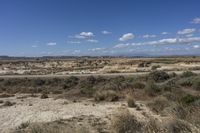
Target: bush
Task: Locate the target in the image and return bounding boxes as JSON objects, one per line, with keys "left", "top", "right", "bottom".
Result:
{"left": 0, "top": 93, "right": 15, "bottom": 98}
{"left": 132, "top": 82, "right": 145, "bottom": 89}
{"left": 3, "top": 101, "right": 16, "bottom": 106}
{"left": 33, "top": 79, "right": 45, "bottom": 86}
{"left": 126, "top": 95, "right": 136, "bottom": 108}
{"left": 51, "top": 90, "right": 63, "bottom": 94}
{"left": 145, "top": 81, "right": 161, "bottom": 96}
{"left": 151, "top": 65, "right": 161, "bottom": 70}
{"left": 94, "top": 90, "right": 119, "bottom": 102}
{"left": 166, "top": 119, "right": 193, "bottom": 133}
{"left": 40, "top": 93, "right": 48, "bottom": 99}
{"left": 112, "top": 109, "right": 143, "bottom": 133}
{"left": 148, "top": 96, "right": 170, "bottom": 114}
{"left": 180, "top": 94, "right": 200, "bottom": 105}
{"left": 80, "top": 87, "right": 95, "bottom": 97}
{"left": 178, "top": 78, "right": 193, "bottom": 87}
{"left": 181, "top": 71, "right": 197, "bottom": 78}
{"left": 148, "top": 70, "right": 170, "bottom": 82}
{"left": 192, "top": 79, "right": 200, "bottom": 91}
{"left": 63, "top": 76, "right": 79, "bottom": 89}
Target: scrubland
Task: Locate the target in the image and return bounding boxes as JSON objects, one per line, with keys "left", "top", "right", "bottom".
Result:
{"left": 0, "top": 68, "right": 200, "bottom": 132}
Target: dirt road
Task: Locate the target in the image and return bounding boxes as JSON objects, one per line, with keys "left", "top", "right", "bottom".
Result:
{"left": 0, "top": 70, "right": 200, "bottom": 78}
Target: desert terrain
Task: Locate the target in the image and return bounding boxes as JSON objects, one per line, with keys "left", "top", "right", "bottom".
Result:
{"left": 0, "top": 57, "right": 200, "bottom": 133}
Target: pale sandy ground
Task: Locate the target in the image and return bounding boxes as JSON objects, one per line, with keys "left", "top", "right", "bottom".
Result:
{"left": 0, "top": 94, "right": 157, "bottom": 133}
{"left": 0, "top": 94, "right": 199, "bottom": 133}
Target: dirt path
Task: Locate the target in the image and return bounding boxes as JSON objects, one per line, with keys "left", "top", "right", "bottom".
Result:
{"left": 0, "top": 70, "right": 200, "bottom": 78}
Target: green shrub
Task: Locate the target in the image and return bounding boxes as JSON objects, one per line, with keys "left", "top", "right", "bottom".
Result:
{"left": 180, "top": 94, "right": 200, "bottom": 105}
{"left": 192, "top": 79, "right": 200, "bottom": 91}
{"left": 181, "top": 71, "right": 197, "bottom": 78}
{"left": 148, "top": 70, "right": 170, "bottom": 82}
{"left": 63, "top": 76, "right": 79, "bottom": 89}
{"left": 145, "top": 81, "right": 161, "bottom": 96}
{"left": 178, "top": 78, "right": 193, "bottom": 87}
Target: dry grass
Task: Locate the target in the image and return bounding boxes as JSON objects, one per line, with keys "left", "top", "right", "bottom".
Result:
{"left": 111, "top": 109, "right": 143, "bottom": 133}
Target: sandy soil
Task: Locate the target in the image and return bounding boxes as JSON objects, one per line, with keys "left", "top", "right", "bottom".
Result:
{"left": 0, "top": 94, "right": 120, "bottom": 132}
{"left": 0, "top": 94, "right": 199, "bottom": 133}
{"left": 0, "top": 94, "right": 160, "bottom": 133}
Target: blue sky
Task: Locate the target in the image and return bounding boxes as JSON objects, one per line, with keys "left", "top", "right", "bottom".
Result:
{"left": 0, "top": 0, "right": 200, "bottom": 56}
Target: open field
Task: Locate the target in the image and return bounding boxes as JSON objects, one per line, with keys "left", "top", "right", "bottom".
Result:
{"left": 0, "top": 61, "right": 200, "bottom": 132}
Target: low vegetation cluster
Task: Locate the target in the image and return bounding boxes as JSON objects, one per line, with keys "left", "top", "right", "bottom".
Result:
{"left": 1, "top": 70, "right": 200, "bottom": 132}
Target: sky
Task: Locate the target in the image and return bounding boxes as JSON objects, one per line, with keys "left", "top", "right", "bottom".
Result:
{"left": 0, "top": 0, "right": 200, "bottom": 57}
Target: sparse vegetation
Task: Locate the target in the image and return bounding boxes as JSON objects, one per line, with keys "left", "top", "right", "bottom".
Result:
{"left": 40, "top": 93, "right": 48, "bottom": 99}
{"left": 181, "top": 71, "right": 197, "bottom": 78}
{"left": 148, "top": 70, "right": 170, "bottom": 82}
{"left": 112, "top": 109, "right": 143, "bottom": 133}
{"left": 126, "top": 94, "right": 136, "bottom": 108}
{"left": 145, "top": 80, "right": 161, "bottom": 96}
{"left": 3, "top": 101, "right": 16, "bottom": 106}
{"left": 0, "top": 58, "right": 200, "bottom": 132}
{"left": 94, "top": 90, "right": 119, "bottom": 102}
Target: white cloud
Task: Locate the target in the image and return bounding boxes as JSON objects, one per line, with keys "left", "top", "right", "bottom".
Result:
{"left": 119, "top": 33, "right": 135, "bottom": 41}
{"left": 161, "top": 32, "right": 169, "bottom": 35}
{"left": 185, "top": 34, "right": 193, "bottom": 37}
{"left": 31, "top": 45, "right": 38, "bottom": 48}
{"left": 191, "top": 17, "right": 200, "bottom": 24}
{"left": 67, "top": 41, "right": 81, "bottom": 44}
{"left": 114, "top": 37, "right": 200, "bottom": 48}
{"left": 114, "top": 43, "right": 131, "bottom": 48}
{"left": 102, "top": 30, "right": 112, "bottom": 35}
{"left": 142, "top": 34, "right": 156, "bottom": 38}
{"left": 88, "top": 48, "right": 106, "bottom": 52}
{"left": 69, "top": 32, "right": 95, "bottom": 39}
{"left": 46, "top": 42, "right": 57, "bottom": 46}
{"left": 193, "top": 45, "right": 200, "bottom": 49}
{"left": 177, "top": 28, "right": 196, "bottom": 35}
{"left": 80, "top": 32, "right": 94, "bottom": 37}
{"left": 74, "top": 35, "right": 86, "bottom": 39}
{"left": 87, "top": 39, "right": 98, "bottom": 43}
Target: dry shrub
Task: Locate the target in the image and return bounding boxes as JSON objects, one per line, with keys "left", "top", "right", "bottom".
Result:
{"left": 40, "top": 93, "right": 48, "bottom": 99}
{"left": 0, "top": 100, "right": 4, "bottom": 104}
{"left": 145, "top": 80, "right": 161, "bottom": 96}
{"left": 0, "top": 93, "right": 15, "bottom": 98}
{"left": 147, "top": 96, "right": 171, "bottom": 114}
{"left": 3, "top": 101, "right": 16, "bottom": 106}
{"left": 165, "top": 119, "right": 194, "bottom": 133}
{"left": 132, "top": 82, "right": 145, "bottom": 89}
{"left": 126, "top": 94, "right": 136, "bottom": 108}
{"left": 94, "top": 90, "right": 119, "bottom": 102}
{"left": 111, "top": 109, "right": 143, "bottom": 133}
